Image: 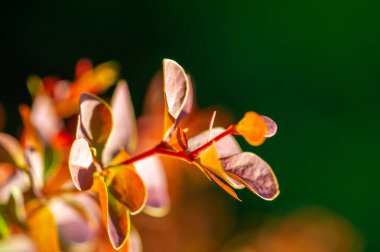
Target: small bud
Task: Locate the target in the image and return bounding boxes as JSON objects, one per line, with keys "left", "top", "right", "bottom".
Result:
{"left": 234, "top": 112, "right": 267, "bottom": 146}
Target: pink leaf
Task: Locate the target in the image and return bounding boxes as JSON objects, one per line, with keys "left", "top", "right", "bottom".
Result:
{"left": 48, "top": 195, "right": 99, "bottom": 245}
{"left": 261, "top": 115, "right": 278, "bottom": 138}
{"left": 163, "top": 59, "right": 189, "bottom": 121}
{"left": 49, "top": 198, "right": 93, "bottom": 243}
{"left": 128, "top": 227, "right": 143, "bottom": 252}
{"left": 102, "top": 80, "right": 137, "bottom": 166}
{"left": 24, "top": 147, "right": 44, "bottom": 191}
{"left": 134, "top": 155, "right": 170, "bottom": 217}
{"left": 220, "top": 152, "right": 279, "bottom": 200}
{"left": 0, "top": 168, "right": 30, "bottom": 204}
{"left": 31, "top": 95, "right": 63, "bottom": 143}
{"left": 181, "top": 74, "right": 194, "bottom": 117}
{"left": 68, "top": 139, "right": 94, "bottom": 191}
{"left": 77, "top": 93, "right": 113, "bottom": 153}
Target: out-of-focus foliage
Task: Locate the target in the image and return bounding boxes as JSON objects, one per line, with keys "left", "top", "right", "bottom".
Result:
{"left": 222, "top": 208, "right": 364, "bottom": 252}
{"left": 0, "top": 59, "right": 279, "bottom": 251}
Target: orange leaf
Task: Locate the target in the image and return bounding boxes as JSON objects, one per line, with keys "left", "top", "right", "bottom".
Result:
{"left": 75, "top": 58, "right": 93, "bottom": 78}
{"left": 94, "top": 175, "right": 130, "bottom": 250}
{"left": 55, "top": 61, "right": 119, "bottom": 118}
{"left": 19, "top": 105, "right": 43, "bottom": 155}
{"left": 203, "top": 167, "right": 241, "bottom": 201}
{"left": 107, "top": 149, "right": 130, "bottom": 167}
{"left": 108, "top": 165, "right": 147, "bottom": 215}
{"left": 26, "top": 205, "right": 60, "bottom": 252}
{"left": 0, "top": 163, "right": 16, "bottom": 187}
{"left": 234, "top": 111, "right": 267, "bottom": 146}
{"left": 166, "top": 126, "right": 188, "bottom": 152}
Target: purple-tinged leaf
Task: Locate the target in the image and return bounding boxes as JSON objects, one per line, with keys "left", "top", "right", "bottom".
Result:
{"left": 220, "top": 152, "right": 279, "bottom": 200}
{"left": 48, "top": 196, "right": 98, "bottom": 244}
{"left": 188, "top": 127, "right": 241, "bottom": 159}
{"left": 163, "top": 59, "right": 189, "bottom": 120}
{"left": 68, "top": 139, "right": 94, "bottom": 191}
{"left": 102, "top": 81, "right": 137, "bottom": 166}
{"left": 0, "top": 133, "right": 26, "bottom": 168}
{"left": 134, "top": 155, "right": 170, "bottom": 217}
{"left": 31, "top": 94, "right": 63, "bottom": 143}
{"left": 77, "top": 93, "right": 113, "bottom": 153}
{"left": 162, "top": 59, "right": 190, "bottom": 141}
{"left": 261, "top": 115, "right": 277, "bottom": 138}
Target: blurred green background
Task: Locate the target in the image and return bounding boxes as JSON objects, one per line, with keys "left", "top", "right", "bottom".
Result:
{"left": 1, "top": 0, "right": 379, "bottom": 251}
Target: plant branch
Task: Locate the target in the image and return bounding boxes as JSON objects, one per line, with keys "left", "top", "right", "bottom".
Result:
{"left": 116, "top": 125, "right": 235, "bottom": 167}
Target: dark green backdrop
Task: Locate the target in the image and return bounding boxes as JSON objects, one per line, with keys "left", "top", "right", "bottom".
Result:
{"left": 1, "top": 0, "right": 379, "bottom": 251}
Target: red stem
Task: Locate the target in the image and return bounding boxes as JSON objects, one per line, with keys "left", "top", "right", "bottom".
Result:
{"left": 117, "top": 125, "right": 235, "bottom": 166}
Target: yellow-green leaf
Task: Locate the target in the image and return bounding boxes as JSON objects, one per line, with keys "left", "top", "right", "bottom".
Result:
{"left": 0, "top": 214, "right": 9, "bottom": 239}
